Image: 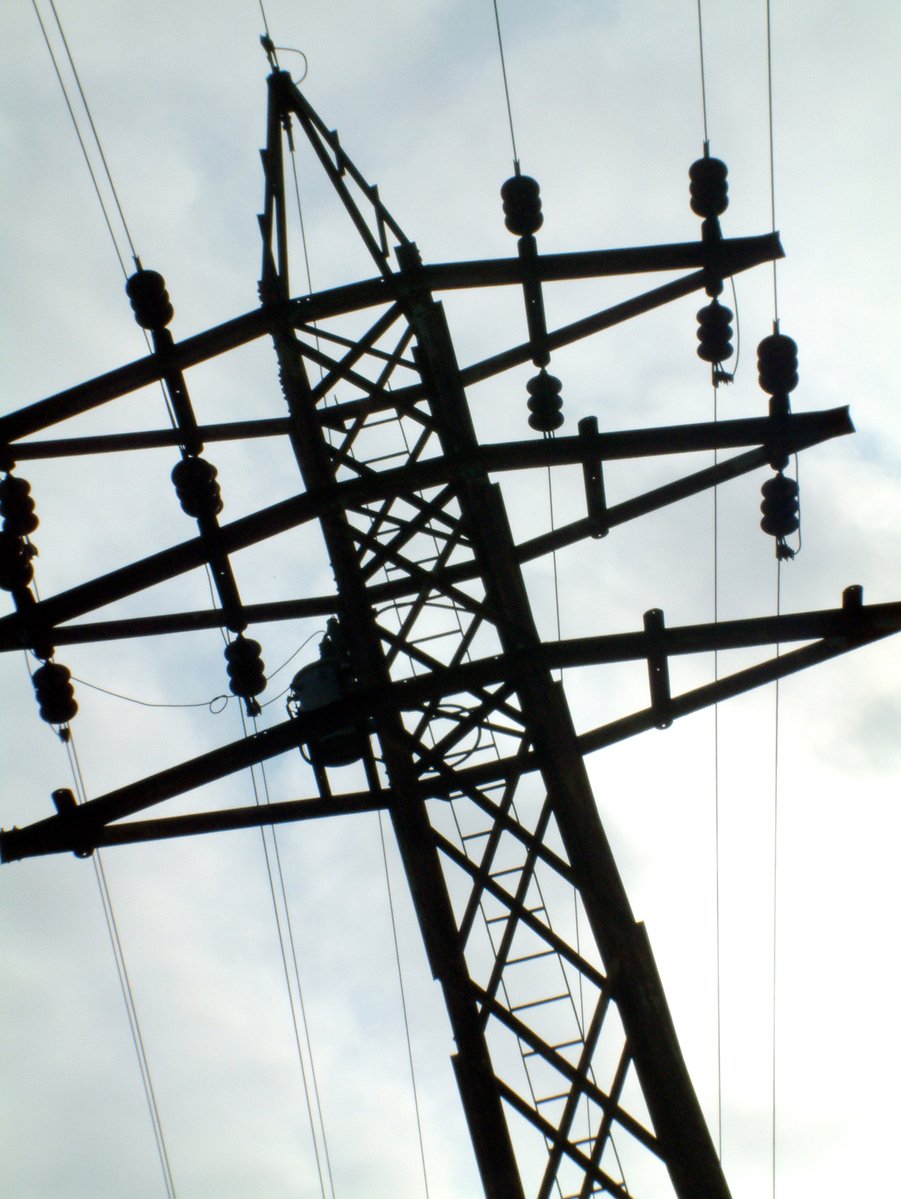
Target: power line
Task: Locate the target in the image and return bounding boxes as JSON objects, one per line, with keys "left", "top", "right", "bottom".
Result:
{"left": 45, "top": 0, "right": 138, "bottom": 263}
{"left": 696, "top": 0, "right": 710, "bottom": 146}
{"left": 30, "top": 0, "right": 129, "bottom": 277}
{"left": 240, "top": 704, "right": 335, "bottom": 1199}
{"left": 765, "top": 0, "right": 780, "bottom": 322}
{"left": 378, "top": 811, "right": 432, "bottom": 1199}
{"left": 65, "top": 735, "right": 178, "bottom": 1199}
{"left": 491, "top": 0, "right": 520, "bottom": 168}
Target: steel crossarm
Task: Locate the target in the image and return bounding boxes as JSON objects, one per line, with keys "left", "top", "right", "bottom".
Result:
{"left": 3, "top": 590, "right": 897, "bottom": 865}
{"left": 0, "top": 408, "right": 851, "bottom": 655}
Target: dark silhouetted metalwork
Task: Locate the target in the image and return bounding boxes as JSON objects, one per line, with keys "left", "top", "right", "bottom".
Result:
{"left": 2, "top": 67, "right": 899, "bottom": 1199}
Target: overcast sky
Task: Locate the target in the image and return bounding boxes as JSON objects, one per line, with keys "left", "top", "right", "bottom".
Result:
{"left": 2, "top": 3, "right": 900, "bottom": 1198}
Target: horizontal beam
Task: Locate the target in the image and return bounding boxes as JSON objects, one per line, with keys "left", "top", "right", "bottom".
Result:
{"left": 1, "top": 235, "right": 780, "bottom": 445}
{"left": 6, "top": 405, "right": 849, "bottom": 468}
{"left": 418, "top": 232, "right": 783, "bottom": 290}
{"left": 4, "top": 789, "right": 393, "bottom": 859}
{"left": 0, "top": 409, "right": 851, "bottom": 651}
{"left": 7, "top": 418, "right": 293, "bottom": 460}
{"left": 3, "top": 594, "right": 897, "bottom": 862}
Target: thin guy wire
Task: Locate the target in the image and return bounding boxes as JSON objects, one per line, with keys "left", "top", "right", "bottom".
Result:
{"left": 765, "top": 0, "right": 780, "bottom": 322}
{"left": 238, "top": 707, "right": 331, "bottom": 1199}
{"left": 491, "top": 0, "right": 520, "bottom": 167}
{"left": 696, "top": 0, "right": 710, "bottom": 146}
{"left": 65, "top": 736, "right": 178, "bottom": 1199}
{"left": 378, "top": 812, "right": 432, "bottom": 1199}
{"left": 47, "top": 0, "right": 138, "bottom": 264}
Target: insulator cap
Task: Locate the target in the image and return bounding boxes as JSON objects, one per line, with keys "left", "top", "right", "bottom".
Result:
{"left": 0, "top": 475, "right": 39, "bottom": 536}
{"left": 689, "top": 156, "right": 729, "bottom": 218}
{"left": 760, "top": 471, "right": 800, "bottom": 538}
{"left": 125, "top": 269, "right": 174, "bottom": 329}
{"left": 0, "top": 530, "right": 35, "bottom": 592}
{"left": 32, "top": 661, "right": 78, "bottom": 725}
{"left": 696, "top": 300, "right": 734, "bottom": 363}
{"left": 757, "top": 332, "right": 799, "bottom": 396}
{"left": 526, "top": 370, "right": 564, "bottom": 432}
{"left": 501, "top": 174, "right": 544, "bottom": 236}
{"left": 224, "top": 635, "right": 266, "bottom": 700}
{"left": 171, "top": 456, "right": 223, "bottom": 520}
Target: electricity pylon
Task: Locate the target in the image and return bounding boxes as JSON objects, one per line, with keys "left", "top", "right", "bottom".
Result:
{"left": 2, "top": 64, "right": 899, "bottom": 1199}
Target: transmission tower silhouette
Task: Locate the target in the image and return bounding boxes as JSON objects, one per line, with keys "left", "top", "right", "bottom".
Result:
{"left": 2, "top": 63, "right": 899, "bottom": 1199}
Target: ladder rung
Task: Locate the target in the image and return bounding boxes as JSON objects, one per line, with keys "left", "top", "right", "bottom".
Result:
{"left": 361, "top": 449, "right": 408, "bottom": 466}
{"left": 510, "top": 992, "right": 569, "bottom": 1013}
{"left": 507, "top": 947, "right": 556, "bottom": 966}
{"left": 523, "top": 1036, "right": 584, "bottom": 1060}
{"left": 489, "top": 865, "right": 523, "bottom": 879}
{"left": 365, "top": 412, "right": 405, "bottom": 429}
{"left": 410, "top": 628, "right": 456, "bottom": 646}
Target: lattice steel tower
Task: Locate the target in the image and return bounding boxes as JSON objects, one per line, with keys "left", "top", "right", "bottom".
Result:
{"left": 2, "top": 63, "right": 899, "bottom": 1199}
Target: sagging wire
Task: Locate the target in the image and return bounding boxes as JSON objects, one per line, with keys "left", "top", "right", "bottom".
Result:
{"left": 67, "top": 630, "right": 322, "bottom": 713}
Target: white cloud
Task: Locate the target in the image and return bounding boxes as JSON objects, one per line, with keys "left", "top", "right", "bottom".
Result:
{"left": 1, "top": 3, "right": 898, "bottom": 1198}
